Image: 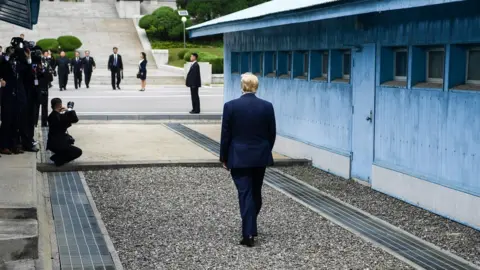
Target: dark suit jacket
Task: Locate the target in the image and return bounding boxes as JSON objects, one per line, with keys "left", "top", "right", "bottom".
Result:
{"left": 56, "top": 57, "right": 70, "bottom": 76}
{"left": 139, "top": 59, "right": 147, "bottom": 74}
{"left": 108, "top": 54, "right": 123, "bottom": 70}
{"left": 47, "top": 110, "right": 79, "bottom": 151}
{"left": 70, "top": 57, "right": 83, "bottom": 73}
{"left": 220, "top": 93, "right": 276, "bottom": 169}
{"left": 186, "top": 62, "right": 201, "bottom": 88}
{"left": 82, "top": 56, "right": 96, "bottom": 74}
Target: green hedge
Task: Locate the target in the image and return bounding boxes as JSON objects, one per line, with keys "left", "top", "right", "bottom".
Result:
{"left": 36, "top": 38, "right": 59, "bottom": 52}
{"left": 182, "top": 51, "right": 224, "bottom": 74}
{"left": 57, "top": 35, "right": 82, "bottom": 51}
{"left": 139, "top": 7, "right": 193, "bottom": 41}
{"left": 177, "top": 49, "right": 189, "bottom": 59}
{"left": 210, "top": 58, "right": 224, "bottom": 74}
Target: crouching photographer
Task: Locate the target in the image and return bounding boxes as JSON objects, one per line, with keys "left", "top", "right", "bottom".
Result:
{"left": 46, "top": 98, "right": 82, "bottom": 166}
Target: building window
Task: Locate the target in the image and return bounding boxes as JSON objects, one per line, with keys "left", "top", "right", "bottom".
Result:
{"left": 252, "top": 52, "right": 264, "bottom": 76}
{"left": 342, "top": 51, "right": 351, "bottom": 80}
{"left": 272, "top": 52, "right": 277, "bottom": 74}
{"left": 426, "top": 48, "right": 445, "bottom": 83}
{"left": 293, "top": 51, "right": 309, "bottom": 79}
{"left": 322, "top": 51, "right": 329, "bottom": 78}
{"left": 394, "top": 49, "right": 408, "bottom": 81}
{"left": 240, "top": 52, "right": 251, "bottom": 74}
{"left": 278, "top": 51, "right": 292, "bottom": 78}
{"left": 264, "top": 51, "right": 276, "bottom": 77}
{"left": 467, "top": 47, "right": 480, "bottom": 84}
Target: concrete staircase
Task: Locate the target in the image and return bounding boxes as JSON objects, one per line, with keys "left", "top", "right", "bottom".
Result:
{"left": 0, "top": 1, "right": 185, "bottom": 85}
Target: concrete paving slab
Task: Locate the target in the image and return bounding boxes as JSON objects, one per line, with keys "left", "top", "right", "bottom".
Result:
{"left": 68, "top": 124, "right": 217, "bottom": 162}
{"left": 184, "top": 124, "right": 290, "bottom": 160}
{"left": 0, "top": 154, "right": 37, "bottom": 208}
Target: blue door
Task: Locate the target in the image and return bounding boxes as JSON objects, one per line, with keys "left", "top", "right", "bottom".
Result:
{"left": 351, "top": 44, "right": 376, "bottom": 182}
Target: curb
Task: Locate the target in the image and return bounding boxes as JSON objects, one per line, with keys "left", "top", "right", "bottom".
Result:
{"left": 77, "top": 114, "right": 222, "bottom": 121}
{"left": 36, "top": 159, "right": 311, "bottom": 172}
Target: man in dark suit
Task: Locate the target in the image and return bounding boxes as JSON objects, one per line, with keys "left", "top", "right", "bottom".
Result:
{"left": 82, "top": 50, "right": 95, "bottom": 88}
{"left": 71, "top": 51, "right": 83, "bottom": 89}
{"left": 56, "top": 51, "right": 70, "bottom": 91}
{"left": 186, "top": 53, "right": 201, "bottom": 114}
{"left": 108, "top": 47, "right": 123, "bottom": 90}
{"left": 47, "top": 98, "right": 82, "bottom": 166}
{"left": 220, "top": 73, "right": 276, "bottom": 248}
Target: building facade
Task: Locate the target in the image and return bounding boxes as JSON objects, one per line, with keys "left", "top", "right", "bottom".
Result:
{"left": 189, "top": 0, "right": 480, "bottom": 230}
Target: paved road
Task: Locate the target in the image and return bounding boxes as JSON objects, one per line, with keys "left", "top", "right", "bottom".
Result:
{"left": 49, "top": 85, "right": 224, "bottom": 114}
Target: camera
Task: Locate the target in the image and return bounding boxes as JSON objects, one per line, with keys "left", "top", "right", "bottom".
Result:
{"left": 67, "top": 101, "right": 75, "bottom": 110}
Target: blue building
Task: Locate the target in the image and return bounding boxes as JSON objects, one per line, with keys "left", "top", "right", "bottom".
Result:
{"left": 188, "top": 0, "right": 480, "bottom": 230}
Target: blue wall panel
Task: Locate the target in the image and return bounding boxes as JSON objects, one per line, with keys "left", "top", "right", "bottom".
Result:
{"left": 222, "top": 1, "right": 480, "bottom": 195}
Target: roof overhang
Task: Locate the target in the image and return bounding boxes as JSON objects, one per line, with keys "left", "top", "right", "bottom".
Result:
{"left": 0, "top": 0, "right": 40, "bottom": 29}
{"left": 188, "top": 0, "right": 466, "bottom": 38}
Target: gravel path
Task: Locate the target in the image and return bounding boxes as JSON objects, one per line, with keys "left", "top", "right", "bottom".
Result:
{"left": 84, "top": 167, "right": 411, "bottom": 270}
{"left": 279, "top": 166, "right": 480, "bottom": 266}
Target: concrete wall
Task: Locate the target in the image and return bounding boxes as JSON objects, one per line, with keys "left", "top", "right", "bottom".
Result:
{"left": 222, "top": 1, "right": 480, "bottom": 230}
{"left": 141, "top": 0, "right": 177, "bottom": 15}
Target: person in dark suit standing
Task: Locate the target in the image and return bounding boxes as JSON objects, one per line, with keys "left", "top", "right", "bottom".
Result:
{"left": 70, "top": 51, "right": 83, "bottom": 89}
{"left": 186, "top": 53, "right": 201, "bottom": 114}
{"left": 82, "top": 50, "right": 95, "bottom": 88}
{"left": 138, "top": 52, "right": 147, "bottom": 91}
{"left": 56, "top": 51, "right": 70, "bottom": 91}
{"left": 108, "top": 47, "right": 123, "bottom": 90}
{"left": 220, "top": 73, "right": 276, "bottom": 247}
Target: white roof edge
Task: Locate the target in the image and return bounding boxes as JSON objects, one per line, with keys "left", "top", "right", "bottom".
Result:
{"left": 187, "top": 0, "right": 342, "bottom": 31}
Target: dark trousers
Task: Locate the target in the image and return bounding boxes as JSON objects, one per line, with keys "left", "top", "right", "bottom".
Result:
{"left": 39, "top": 93, "right": 49, "bottom": 126}
{"left": 74, "top": 71, "right": 82, "bottom": 88}
{"left": 111, "top": 69, "right": 121, "bottom": 89}
{"left": 231, "top": 167, "right": 266, "bottom": 237}
{"left": 59, "top": 73, "right": 68, "bottom": 89}
{"left": 190, "top": 87, "right": 200, "bottom": 113}
{"left": 16, "top": 107, "right": 33, "bottom": 149}
{"left": 84, "top": 71, "right": 92, "bottom": 87}
{"left": 0, "top": 102, "right": 16, "bottom": 149}
{"left": 50, "top": 145, "right": 82, "bottom": 166}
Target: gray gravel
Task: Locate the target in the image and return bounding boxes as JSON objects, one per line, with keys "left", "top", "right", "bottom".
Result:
{"left": 279, "top": 166, "right": 480, "bottom": 266}
{"left": 84, "top": 167, "right": 412, "bottom": 270}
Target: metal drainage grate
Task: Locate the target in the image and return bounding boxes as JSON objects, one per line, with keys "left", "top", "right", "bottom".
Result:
{"left": 166, "top": 123, "right": 220, "bottom": 154}
{"left": 167, "top": 123, "right": 478, "bottom": 270}
{"left": 48, "top": 172, "right": 116, "bottom": 270}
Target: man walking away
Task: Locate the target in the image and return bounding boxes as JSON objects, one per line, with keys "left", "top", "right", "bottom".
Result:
{"left": 220, "top": 73, "right": 276, "bottom": 248}
{"left": 71, "top": 51, "right": 83, "bottom": 89}
{"left": 56, "top": 51, "right": 69, "bottom": 91}
{"left": 108, "top": 47, "right": 123, "bottom": 90}
{"left": 186, "top": 53, "right": 201, "bottom": 114}
{"left": 82, "top": 50, "right": 95, "bottom": 88}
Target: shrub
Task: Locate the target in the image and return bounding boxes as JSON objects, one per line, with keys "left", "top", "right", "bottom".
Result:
{"left": 36, "top": 38, "right": 59, "bottom": 52}
{"left": 57, "top": 35, "right": 82, "bottom": 51}
{"left": 210, "top": 58, "right": 224, "bottom": 74}
{"left": 139, "top": 14, "right": 156, "bottom": 29}
{"left": 177, "top": 49, "right": 189, "bottom": 59}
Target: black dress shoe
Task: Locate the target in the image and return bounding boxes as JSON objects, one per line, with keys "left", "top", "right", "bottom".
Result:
{"left": 189, "top": 111, "right": 200, "bottom": 114}
{"left": 240, "top": 236, "right": 255, "bottom": 247}
{"left": 23, "top": 146, "right": 39, "bottom": 153}
{"left": 117, "top": 85, "right": 121, "bottom": 90}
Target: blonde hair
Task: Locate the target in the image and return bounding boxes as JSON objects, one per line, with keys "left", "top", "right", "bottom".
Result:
{"left": 241, "top": 73, "right": 259, "bottom": 93}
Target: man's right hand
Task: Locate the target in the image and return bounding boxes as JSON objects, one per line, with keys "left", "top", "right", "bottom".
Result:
{"left": 0, "top": 79, "right": 6, "bottom": 87}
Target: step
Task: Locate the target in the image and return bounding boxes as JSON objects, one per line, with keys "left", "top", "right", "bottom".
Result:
{"left": 2, "top": 259, "right": 35, "bottom": 270}
{"left": 0, "top": 219, "right": 38, "bottom": 262}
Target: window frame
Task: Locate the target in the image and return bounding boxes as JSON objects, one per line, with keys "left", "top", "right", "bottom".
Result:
{"left": 287, "top": 52, "right": 292, "bottom": 77}
{"left": 259, "top": 52, "right": 264, "bottom": 76}
{"left": 466, "top": 47, "right": 480, "bottom": 85}
{"left": 322, "top": 51, "right": 329, "bottom": 78}
{"left": 342, "top": 51, "right": 351, "bottom": 80}
{"left": 272, "top": 52, "right": 277, "bottom": 74}
{"left": 426, "top": 47, "right": 445, "bottom": 84}
{"left": 393, "top": 48, "right": 408, "bottom": 81}
{"left": 303, "top": 52, "right": 309, "bottom": 77}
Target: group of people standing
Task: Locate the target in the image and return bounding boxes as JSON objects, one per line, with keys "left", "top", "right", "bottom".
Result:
{"left": 55, "top": 50, "right": 96, "bottom": 91}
